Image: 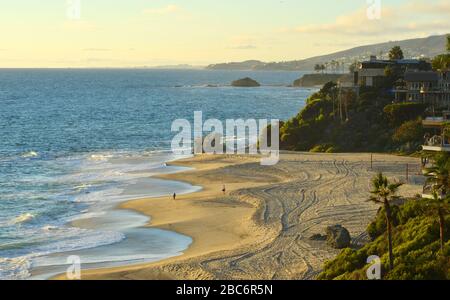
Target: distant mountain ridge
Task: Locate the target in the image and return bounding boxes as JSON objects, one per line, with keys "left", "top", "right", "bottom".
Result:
{"left": 206, "top": 34, "right": 449, "bottom": 71}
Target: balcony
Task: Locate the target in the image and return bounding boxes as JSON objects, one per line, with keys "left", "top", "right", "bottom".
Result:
{"left": 422, "top": 184, "right": 445, "bottom": 200}
{"left": 422, "top": 117, "right": 447, "bottom": 127}
{"left": 420, "top": 86, "right": 441, "bottom": 94}
{"left": 422, "top": 112, "right": 450, "bottom": 127}
{"left": 422, "top": 135, "right": 450, "bottom": 152}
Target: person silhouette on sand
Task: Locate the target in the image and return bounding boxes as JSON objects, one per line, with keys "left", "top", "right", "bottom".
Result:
{"left": 173, "top": 193, "right": 177, "bottom": 200}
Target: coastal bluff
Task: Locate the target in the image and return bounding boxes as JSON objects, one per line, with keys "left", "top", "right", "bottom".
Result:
{"left": 293, "top": 73, "right": 342, "bottom": 87}
{"left": 231, "top": 77, "right": 261, "bottom": 87}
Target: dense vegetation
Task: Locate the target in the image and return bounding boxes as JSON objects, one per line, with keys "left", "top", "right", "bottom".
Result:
{"left": 279, "top": 83, "right": 427, "bottom": 153}
{"left": 431, "top": 35, "right": 450, "bottom": 71}
{"left": 304, "top": 39, "right": 450, "bottom": 281}
{"left": 281, "top": 35, "right": 450, "bottom": 154}
{"left": 319, "top": 153, "right": 450, "bottom": 280}
{"left": 318, "top": 198, "right": 450, "bottom": 280}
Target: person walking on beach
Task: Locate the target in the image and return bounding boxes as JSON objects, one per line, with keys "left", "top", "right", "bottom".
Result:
{"left": 173, "top": 193, "right": 177, "bottom": 200}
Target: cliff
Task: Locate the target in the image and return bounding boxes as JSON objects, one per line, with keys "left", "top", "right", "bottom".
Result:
{"left": 292, "top": 74, "right": 343, "bottom": 87}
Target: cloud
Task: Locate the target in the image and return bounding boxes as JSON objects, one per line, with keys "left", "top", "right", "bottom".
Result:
{"left": 404, "top": 0, "right": 450, "bottom": 15}
{"left": 83, "top": 48, "right": 112, "bottom": 52}
{"left": 285, "top": 1, "right": 450, "bottom": 38}
{"left": 62, "top": 20, "right": 97, "bottom": 32}
{"left": 230, "top": 45, "right": 257, "bottom": 50}
{"left": 228, "top": 35, "right": 258, "bottom": 50}
{"left": 142, "top": 4, "right": 180, "bottom": 15}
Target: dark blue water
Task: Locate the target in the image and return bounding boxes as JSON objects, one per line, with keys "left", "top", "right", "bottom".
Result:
{"left": 0, "top": 69, "right": 312, "bottom": 279}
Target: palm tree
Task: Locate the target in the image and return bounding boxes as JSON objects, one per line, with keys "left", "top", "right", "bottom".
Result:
{"left": 349, "top": 61, "right": 359, "bottom": 73}
{"left": 369, "top": 173, "right": 403, "bottom": 271}
{"left": 314, "top": 64, "right": 321, "bottom": 73}
{"left": 424, "top": 154, "right": 450, "bottom": 197}
{"left": 428, "top": 192, "right": 449, "bottom": 252}
{"left": 388, "top": 46, "right": 404, "bottom": 60}
{"left": 423, "top": 153, "right": 450, "bottom": 252}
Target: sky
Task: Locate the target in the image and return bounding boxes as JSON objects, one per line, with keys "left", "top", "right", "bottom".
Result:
{"left": 0, "top": 0, "right": 449, "bottom": 67}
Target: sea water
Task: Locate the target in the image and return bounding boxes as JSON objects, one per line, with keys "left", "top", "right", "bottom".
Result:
{"left": 0, "top": 69, "right": 313, "bottom": 279}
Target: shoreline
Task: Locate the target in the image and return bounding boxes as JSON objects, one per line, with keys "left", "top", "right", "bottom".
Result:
{"left": 54, "top": 152, "right": 423, "bottom": 280}
{"left": 29, "top": 153, "right": 199, "bottom": 280}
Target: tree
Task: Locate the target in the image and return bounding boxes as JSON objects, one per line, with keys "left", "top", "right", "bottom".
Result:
{"left": 388, "top": 46, "right": 404, "bottom": 60}
{"left": 369, "top": 173, "right": 403, "bottom": 271}
{"left": 314, "top": 64, "right": 321, "bottom": 73}
{"left": 431, "top": 54, "right": 450, "bottom": 71}
{"left": 423, "top": 153, "right": 450, "bottom": 252}
{"left": 447, "top": 34, "right": 450, "bottom": 52}
{"left": 349, "top": 61, "right": 359, "bottom": 73}
{"left": 392, "top": 119, "right": 424, "bottom": 145}
{"left": 424, "top": 153, "right": 450, "bottom": 197}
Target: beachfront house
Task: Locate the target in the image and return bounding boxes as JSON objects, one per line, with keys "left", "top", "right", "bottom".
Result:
{"left": 421, "top": 111, "right": 450, "bottom": 199}
{"left": 394, "top": 70, "right": 450, "bottom": 106}
{"left": 355, "top": 56, "right": 432, "bottom": 88}
{"left": 356, "top": 56, "right": 390, "bottom": 87}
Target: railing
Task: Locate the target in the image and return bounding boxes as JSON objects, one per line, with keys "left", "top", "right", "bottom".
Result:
{"left": 423, "top": 184, "right": 434, "bottom": 195}
{"left": 394, "top": 85, "right": 407, "bottom": 91}
{"left": 420, "top": 86, "right": 442, "bottom": 93}
{"left": 425, "top": 135, "right": 444, "bottom": 147}
{"left": 423, "top": 184, "right": 446, "bottom": 198}
{"left": 424, "top": 117, "right": 445, "bottom": 122}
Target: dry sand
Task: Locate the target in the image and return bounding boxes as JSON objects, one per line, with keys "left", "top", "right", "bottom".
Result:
{"left": 57, "top": 152, "right": 423, "bottom": 280}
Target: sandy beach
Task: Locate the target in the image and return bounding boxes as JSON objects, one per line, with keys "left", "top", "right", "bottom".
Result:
{"left": 57, "top": 152, "right": 423, "bottom": 280}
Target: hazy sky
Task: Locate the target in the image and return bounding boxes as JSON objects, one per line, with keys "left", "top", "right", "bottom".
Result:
{"left": 0, "top": 0, "right": 449, "bottom": 67}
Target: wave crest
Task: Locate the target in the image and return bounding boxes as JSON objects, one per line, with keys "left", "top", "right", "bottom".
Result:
{"left": 21, "top": 151, "right": 39, "bottom": 158}
{"left": 11, "top": 213, "right": 35, "bottom": 225}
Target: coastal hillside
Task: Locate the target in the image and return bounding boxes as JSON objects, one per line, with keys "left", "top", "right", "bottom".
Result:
{"left": 279, "top": 82, "right": 427, "bottom": 153}
{"left": 319, "top": 197, "right": 450, "bottom": 280}
{"left": 206, "top": 34, "right": 448, "bottom": 71}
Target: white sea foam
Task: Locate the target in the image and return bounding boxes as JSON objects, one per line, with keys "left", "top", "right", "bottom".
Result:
{"left": 10, "top": 213, "right": 35, "bottom": 225}
{"left": 1, "top": 226, "right": 126, "bottom": 280}
{"left": 21, "top": 151, "right": 39, "bottom": 158}
{"left": 89, "top": 153, "right": 114, "bottom": 161}
{"left": 0, "top": 256, "right": 32, "bottom": 280}
{"left": 2, "top": 150, "right": 196, "bottom": 280}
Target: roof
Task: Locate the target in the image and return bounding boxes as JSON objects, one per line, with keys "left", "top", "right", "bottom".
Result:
{"left": 360, "top": 58, "right": 429, "bottom": 70}
{"left": 360, "top": 61, "right": 393, "bottom": 69}
{"left": 396, "top": 59, "right": 422, "bottom": 64}
{"left": 404, "top": 71, "right": 439, "bottom": 82}
{"left": 359, "top": 68, "right": 386, "bottom": 77}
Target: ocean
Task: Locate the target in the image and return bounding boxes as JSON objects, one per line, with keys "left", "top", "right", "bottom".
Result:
{"left": 0, "top": 69, "right": 313, "bottom": 279}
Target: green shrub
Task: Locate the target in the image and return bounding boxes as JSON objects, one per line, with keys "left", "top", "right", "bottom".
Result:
{"left": 280, "top": 82, "right": 426, "bottom": 153}
{"left": 319, "top": 199, "right": 450, "bottom": 280}
{"left": 367, "top": 205, "right": 401, "bottom": 240}
{"left": 310, "top": 144, "right": 335, "bottom": 153}
{"left": 299, "top": 98, "right": 333, "bottom": 121}
{"left": 392, "top": 119, "right": 424, "bottom": 145}
{"left": 383, "top": 103, "right": 427, "bottom": 126}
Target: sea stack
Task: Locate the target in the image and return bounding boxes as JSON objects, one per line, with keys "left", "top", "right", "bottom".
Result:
{"left": 231, "top": 77, "right": 261, "bottom": 87}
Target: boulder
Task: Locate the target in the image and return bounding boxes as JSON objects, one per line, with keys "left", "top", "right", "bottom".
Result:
{"left": 231, "top": 77, "right": 261, "bottom": 87}
{"left": 326, "top": 225, "right": 351, "bottom": 249}
{"left": 309, "top": 233, "right": 327, "bottom": 241}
